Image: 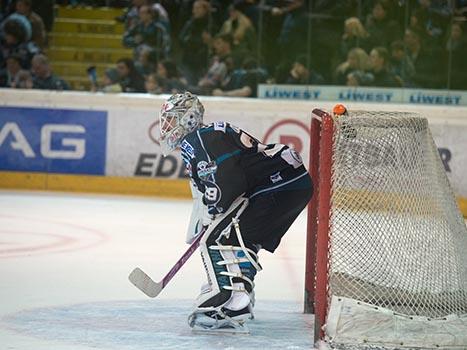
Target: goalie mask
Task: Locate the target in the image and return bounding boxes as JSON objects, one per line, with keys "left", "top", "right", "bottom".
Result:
{"left": 158, "top": 92, "right": 204, "bottom": 155}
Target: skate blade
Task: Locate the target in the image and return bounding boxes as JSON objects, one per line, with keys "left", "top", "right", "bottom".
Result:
{"left": 190, "top": 314, "right": 250, "bottom": 334}
{"left": 191, "top": 323, "right": 250, "bottom": 335}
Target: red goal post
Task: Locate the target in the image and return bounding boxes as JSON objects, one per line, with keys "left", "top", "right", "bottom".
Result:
{"left": 304, "top": 109, "right": 333, "bottom": 340}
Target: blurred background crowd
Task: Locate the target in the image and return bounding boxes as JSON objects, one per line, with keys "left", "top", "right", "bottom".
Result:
{"left": 1, "top": 0, "right": 467, "bottom": 97}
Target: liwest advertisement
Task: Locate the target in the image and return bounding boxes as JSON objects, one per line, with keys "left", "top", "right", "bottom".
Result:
{"left": 258, "top": 85, "right": 467, "bottom": 106}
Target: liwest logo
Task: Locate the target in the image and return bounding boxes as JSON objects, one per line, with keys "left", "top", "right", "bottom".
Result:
{"left": 0, "top": 107, "right": 107, "bottom": 174}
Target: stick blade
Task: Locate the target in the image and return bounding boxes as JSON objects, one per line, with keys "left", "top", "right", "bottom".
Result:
{"left": 128, "top": 267, "right": 162, "bottom": 298}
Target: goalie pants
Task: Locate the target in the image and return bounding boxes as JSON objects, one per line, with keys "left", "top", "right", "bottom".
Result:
{"left": 208, "top": 171, "right": 313, "bottom": 254}
{"left": 241, "top": 172, "right": 313, "bottom": 253}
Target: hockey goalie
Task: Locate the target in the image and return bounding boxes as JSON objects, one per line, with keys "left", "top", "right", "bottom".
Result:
{"left": 158, "top": 92, "right": 313, "bottom": 332}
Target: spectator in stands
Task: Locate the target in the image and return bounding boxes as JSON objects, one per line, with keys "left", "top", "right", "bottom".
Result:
{"left": 123, "top": 4, "right": 170, "bottom": 62}
{"left": 14, "top": 69, "right": 33, "bottom": 88}
{"left": 445, "top": 22, "right": 467, "bottom": 89}
{"left": 368, "top": 46, "right": 401, "bottom": 87}
{"left": 408, "top": 10, "right": 429, "bottom": 44}
{"left": 102, "top": 68, "right": 123, "bottom": 93}
{"left": 368, "top": 0, "right": 405, "bottom": 27}
{"left": 3, "top": 11, "right": 32, "bottom": 42}
{"left": 410, "top": 0, "right": 452, "bottom": 46}
{"left": 390, "top": 40, "right": 415, "bottom": 87}
{"left": 445, "top": 22, "right": 466, "bottom": 52}
{"left": 0, "top": 17, "right": 39, "bottom": 69}
{"left": 0, "top": 54, "right": 29, "bottom": 87}
{"left": 152, "top": 2, "right": 170, "bottom": 32}
{"left": 156, "top": 59, "right": 188, "bottom": 93}
{"left": 212, "top": 57, "right": 267, "bottom": 97}
{"left": 284, "top": 55, "right": 324, "bottom": 85}
{"left": 271, "top": 0, "right": 306, "bottom": 59}
{"left": 346, "top": 70, "right": 374, "bottom": 86}
{"left": 120, "top": 0, "right": 146, "bottom": 30}
{"left": 116, "top": 57, "right": 145, "bottom": 92}
{"left": 178, "top": 0, "right": 215, "bottom": 85}
{"left": 233, "top": 0, "right": 260, "bottom": 30}
{"left": 31, "top": 53, "right": 70, "bottom": 90}
{"left": 134, "top": 45, "right": 156, "bottom": 77}
{"left": 144, "top": 72, "right": 164, "bottom": 94}
{"left": 337, "top": 17, "right": 371, "bottom": 61}
{"left": 404, "top": 28, "right": 424, "bottom": 63}
{"left": 119, "top": 0, "right": 170, "bottom": 30}
{"left": 90, "top": 68, "right": 122, "bottom": 93}
{"left": 219, "top": 3, "right": 257, "bottom": 61}
{"left": 334, "top": 47, "right": 370, "bottom": 85}
{"left": 15, "top": 0, "right": 46, "bottom": 48}
{"left": 0, "top": 54, "right": 19, "bottom": 87}
{"left": 194, "top": 33, "right": 234, "bottom": 95}
{"left": 365, "top": 1, "right": 401, "bottom": 48}
{"left": 404, "top": 28, "right": 444, "bottom": 88}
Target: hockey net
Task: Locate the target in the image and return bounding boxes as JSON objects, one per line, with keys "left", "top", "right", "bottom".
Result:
{"left": 305, "top": 109, "right": 467, "bottom": 349}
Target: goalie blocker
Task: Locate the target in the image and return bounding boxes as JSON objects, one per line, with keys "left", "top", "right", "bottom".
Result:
{"left": 157, "top": 92, "right": 313, "bottom": 332}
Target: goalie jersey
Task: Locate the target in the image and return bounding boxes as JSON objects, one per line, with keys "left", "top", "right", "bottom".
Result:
{"left": 180, "top": 121, "right": 309, "bottom": 215}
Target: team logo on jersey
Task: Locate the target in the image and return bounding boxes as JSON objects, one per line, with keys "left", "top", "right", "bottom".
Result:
{"left": 281, "top": 148, "right": 303, "bottom": 169}
{"left": 270, "top": 172, "right": 283, "bottom": 184}
{"left": 290, "top": 149, "right": 302, "bottom": 164}
{"left": 197, "top": 160, "right": 217, "bottom": 180}
{"left": 180, "top": 139, "right": 194, "bottom": 159}
{"left": 203, "top": 180, "right": 221, "bottom": 206}
{"left": 185, "top": 163, "right": 193, "bottom": 177}
{"left": 214, "top": 121, "right": 226, "bottom": 133}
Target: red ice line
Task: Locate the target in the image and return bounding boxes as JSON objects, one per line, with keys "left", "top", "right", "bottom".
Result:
{"left": 0, "top": 214, "right": 109, "bottom": 259}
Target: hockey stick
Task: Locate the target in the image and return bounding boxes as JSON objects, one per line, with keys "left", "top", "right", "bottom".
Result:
{"left": 128, "top": 228, "right": 205, "bottom": 298}
{"left": 129, "top": 197, "right": 248, "bottom": 298}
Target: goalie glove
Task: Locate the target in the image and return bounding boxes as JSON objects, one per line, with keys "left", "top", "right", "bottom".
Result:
{"left": 186, "top": 181, "right": 213, "bottom": 244}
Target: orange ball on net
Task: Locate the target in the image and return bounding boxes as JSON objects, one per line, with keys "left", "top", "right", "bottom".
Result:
{"left": 333, "top": 104, "right": 347, "bottom": 116}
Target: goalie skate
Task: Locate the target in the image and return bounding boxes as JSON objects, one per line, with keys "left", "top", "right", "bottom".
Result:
{"left": 189, "top": 307, "right": 251, "bottom": 334}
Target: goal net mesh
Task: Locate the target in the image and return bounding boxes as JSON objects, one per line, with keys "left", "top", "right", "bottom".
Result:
{"left": 322, "top": 111, "right": 467, "bottom": 348}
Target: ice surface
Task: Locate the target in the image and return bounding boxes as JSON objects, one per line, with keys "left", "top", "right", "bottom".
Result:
{"left": 0, "top": 190, "right": 312, "bottom": 350}
{"left": 3, "top": 299, "right": 314, "bottom": 350}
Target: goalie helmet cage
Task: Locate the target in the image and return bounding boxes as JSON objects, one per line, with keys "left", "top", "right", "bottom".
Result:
{"left": 304, "top": 108, "right": 467, "bottom": 349}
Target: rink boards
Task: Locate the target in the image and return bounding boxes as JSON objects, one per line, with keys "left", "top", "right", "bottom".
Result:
{"left": 0, "top": 88, "right": 466, "bottom": 214}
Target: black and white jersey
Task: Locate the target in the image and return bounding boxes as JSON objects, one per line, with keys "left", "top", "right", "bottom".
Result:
{"left": 180, "top": 122, "right": 309, "bottom": 215}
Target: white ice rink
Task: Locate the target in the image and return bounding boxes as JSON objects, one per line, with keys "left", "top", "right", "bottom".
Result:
{"left": 0, "top": 190, "right": 314, "bottom": 350}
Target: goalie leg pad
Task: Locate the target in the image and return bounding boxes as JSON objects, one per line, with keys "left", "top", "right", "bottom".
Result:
{"left": 189, "top": 200, "right": 261, "bottom": 329}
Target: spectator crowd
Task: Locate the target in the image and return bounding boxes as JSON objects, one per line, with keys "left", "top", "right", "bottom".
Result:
{"left": 1, "top": 0, "right": 467, "bottom": 96}
{"left": 0, "top": 0, "right": 69, "bottom": 89}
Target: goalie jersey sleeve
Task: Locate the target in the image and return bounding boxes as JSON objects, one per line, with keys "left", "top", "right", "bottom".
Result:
{"left": 180, "top": 122, "right": 308, "bottom": 215}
